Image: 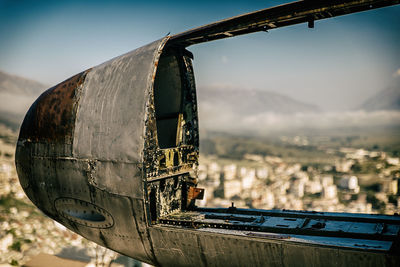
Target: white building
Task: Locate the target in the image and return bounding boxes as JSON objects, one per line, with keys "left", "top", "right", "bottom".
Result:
{"left": 256, "top": 167, "right": 269, "bottom": 180}
{"left": 321, "top": 175, "right": 334, "bottom": 187}
{"left": 223, "top": 164, "right": 237, "bottom": 180}
{"left": 208, "top": 162, "right": 221, "bottom": 175}
{"left": 208, "top": 173, "right": 221, "bottom": 187}
{"left": 339, "top": 175, "right": 360, "bottom": 193}
{"left": 305, "top": 180, "right": 322, "bottom": 194}
{"left": 224, "top": 179, "right": 241, "bottom": 199}
{"left": 382, "top": 179, "right": 398, "bottom": 195}
{"left": 241, "top": 168, "right": 256, "bottom": 190}
{"left": 322, "top": 185, "right": 337, "bottom": 200}
{"left": 261, "top": 190, "right": 275, "bottom": 209}
{"left": 0, "top": 163, "right": 12, "bottom": 179}
{"left": 285, "top": 164, "right": 301, "bottom": 176}
{"left": 387, "top": 157, "right": 400, "bottom": 166}
{"left": 289, "top": 180, "right": 305, "bottom": 198}
{"left": 335, "top": 160, "right": 354, "bottom": 173}
{"left": 294, "top": 171, "right": 309, "bottom": 182}
{"left": 198, "top": 164, "right": 208, "bottom": 181}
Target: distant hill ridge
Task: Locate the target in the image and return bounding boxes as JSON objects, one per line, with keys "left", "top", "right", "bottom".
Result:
{"left": 0, "top": 70, "right": 48, "bottom": 96}
{"left": 360, "top": 80, "right": 400, "bottom": 111}
{"left": 0, "top": 70, "right": 48, "bottom": 130}
{"left": 198, "top": 86, "right": 320, "bottom": 115}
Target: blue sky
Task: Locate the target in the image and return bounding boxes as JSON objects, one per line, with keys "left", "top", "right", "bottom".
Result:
{"left": 0, "top": 0, "right": 399, "bottom": 111}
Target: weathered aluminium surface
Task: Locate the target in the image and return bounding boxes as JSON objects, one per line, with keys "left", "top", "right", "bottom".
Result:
{"left": 15, "top": 1, "right": 400, "bottom": 266}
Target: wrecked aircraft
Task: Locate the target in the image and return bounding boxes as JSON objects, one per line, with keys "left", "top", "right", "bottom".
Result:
{"left": 15, "top": 1, "right": 400, "bottom": 266}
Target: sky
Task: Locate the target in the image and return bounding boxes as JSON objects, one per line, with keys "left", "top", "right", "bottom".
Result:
{"left": 0, "top": 0, "right": 399, "bottom": 111}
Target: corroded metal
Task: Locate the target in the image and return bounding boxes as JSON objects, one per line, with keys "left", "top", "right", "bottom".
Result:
{"left": 19, "top": 70, "right": 89, "bottom": 144}
{"left": 14, "top": 1, "right": 400, "bottom": 266}
{"left": 16, "top": 38, "right": 170, "bottom": 264}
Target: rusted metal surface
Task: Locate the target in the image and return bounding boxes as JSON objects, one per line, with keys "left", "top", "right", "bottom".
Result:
{"left": 14, "top": 1, "right": 400, "bottom": 266}
{"left": 16, "top": 38, "right": 170, "bottom": 265}
{"left": 170, "top": 0, "right": 400, "bottom": 47}
{"left": 188, "top": 187, "right": 204, "bottom": 200}
{"left": 19, "top": 70, "right": 89, "bottom": 144}
{"left": 187, "top": 186, "right": 204, "bottom": 208}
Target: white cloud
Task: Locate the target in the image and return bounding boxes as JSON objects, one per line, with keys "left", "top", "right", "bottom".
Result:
{"left": 393, "top": 68, "right": 400, "bottom": 77}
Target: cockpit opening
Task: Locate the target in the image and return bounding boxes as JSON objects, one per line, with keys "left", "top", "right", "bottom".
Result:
{"left": 154, "top": 51, "right": 183, "bottom": 149}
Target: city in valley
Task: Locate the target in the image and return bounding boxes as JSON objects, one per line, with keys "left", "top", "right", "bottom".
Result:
{"left": 197, "top": 130, "right": 400, "bottom": 215}
{"left": 1, "top": 125, "right": 400, "bottom": 265}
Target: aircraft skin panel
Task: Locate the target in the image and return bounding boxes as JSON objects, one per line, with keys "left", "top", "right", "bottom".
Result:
{"left": 197, "top": 228, "right": 394, "bottom": 251}
{"left": 159, "top": 208, "right": 400, "bottom": 242}
{"left": 148, "top": 225, "right": 395, "bottom": 267}
{"left": 73, "top": 37, "right": 169, "bottom": 163}
{"left": 14, "top": 152, "right": 156, "bottom": 263}
{"left": 15, "top": 153, "right": 155, "bottom": 263}
{"left": 152, "top": 207, "right": 399, "bottom": 266}
{"left": 15, "top": 38, "right": 170, "bottom": 265}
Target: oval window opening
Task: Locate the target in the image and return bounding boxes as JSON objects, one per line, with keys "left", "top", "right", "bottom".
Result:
{"left": 55, "top": 198, "right": 114, "bottom": 228}
{"left": 65, "top": 209, "right": 106, "bottom": 222}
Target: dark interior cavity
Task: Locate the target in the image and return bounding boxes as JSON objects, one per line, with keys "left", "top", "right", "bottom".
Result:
{"left": 153, "top": 52, "right": 183, "bottom": 149}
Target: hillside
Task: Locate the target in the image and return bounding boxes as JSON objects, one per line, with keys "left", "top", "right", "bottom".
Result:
{"left": 0, "top": 70, "right": 47, "bottom": 96}
{"left": 197, "top": 86, "right": 321, "bottom": 133}
{"left": 198, "top": 86, "right": 320, "bottom": 115}
{"left": 0, "top": 71, "right": 48, "bottom": 130}
{"left": 360, "top": 80, "right": 400, "bottom": 111}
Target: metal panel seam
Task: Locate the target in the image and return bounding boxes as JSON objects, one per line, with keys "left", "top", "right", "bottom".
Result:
{"left": 141, "top": 36, "right": 170, "bottom": 267}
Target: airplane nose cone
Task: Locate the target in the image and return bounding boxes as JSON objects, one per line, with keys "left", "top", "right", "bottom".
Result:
{"left": 15, "top": 70, "right": 89, "bottom": 209}
{"left": 14, "top": 38, "right": 169, "bottom": 264}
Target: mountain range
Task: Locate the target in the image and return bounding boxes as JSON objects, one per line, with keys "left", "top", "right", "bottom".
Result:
{"left": 0, "top": 71, "right": 48, "bottom": 129}
{"left": 0, "top": 69, "right": 399, "bottom": 132}
{"left": 0, "top": 71, "right": 47, "bottom": 96}
{"left": 197, "top": 86, "right": 320, "bottom": 115}
{"left": 359, "top": 80, "right": 400, "bottom": 111}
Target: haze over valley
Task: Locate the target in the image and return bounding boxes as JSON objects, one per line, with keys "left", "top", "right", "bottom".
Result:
{"left": 197, "top": 78, "right": 400, "bottom": 135}
{"left": 1, "top": 69, "right": 400, "bottom": 135}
